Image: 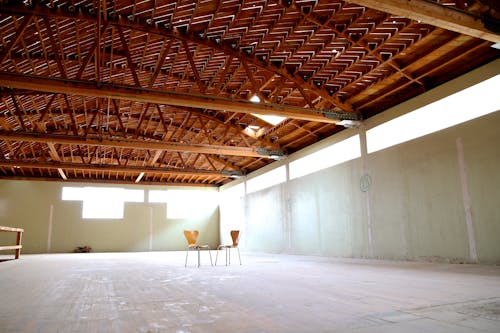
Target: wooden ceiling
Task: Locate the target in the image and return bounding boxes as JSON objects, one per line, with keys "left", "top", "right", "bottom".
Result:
{"left": 0, "top": 0, "right": 498, "bottom": 186}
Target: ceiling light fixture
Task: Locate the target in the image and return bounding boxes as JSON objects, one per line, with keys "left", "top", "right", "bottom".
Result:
{"left": 337, "top": 120, "right": 362, "bottom": 128}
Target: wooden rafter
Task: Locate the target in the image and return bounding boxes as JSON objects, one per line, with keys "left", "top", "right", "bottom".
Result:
{"left": 9, "top": 95, "right": 27, "bottom": 131}
{"left": 117, "top": 26, "right": 141, "bottom": 87}
{"left": 182, "top": 40, "right": 206, "bottom": 93}
{"left": 0, "top": 72, "right": 353, "bottom": 123}
{"left": 0, "top": 14, "right": 33, "bottom": 64}
{"left": 75, "top": 23, "right": 109, "bottom": 80}
{"left": 0, "top": 131, "right": 283, "bottom": 158}
{"left": 241, "top": 60, "right": 266, "bottom": 102}
{"left": 0, "top": 159, "right": 240, "bottom": 179}
{"left": 43, "top": 17, "right": 67, "bottom": 79}
{"left": 149, "top": 39, "right": 173, "bottom": 88}
{"left": 356, "top": 38, "right": 491, "bottom": 110}
{"left": 348, "top": 0, "right": 500, "bottom": 43}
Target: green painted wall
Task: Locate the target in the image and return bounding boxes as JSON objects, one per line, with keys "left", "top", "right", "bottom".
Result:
{"left": 0, "top": 182, "right": 219, "bottom": 254}
{"left": 220, "top": 59, "right": 500, "bottom": 264}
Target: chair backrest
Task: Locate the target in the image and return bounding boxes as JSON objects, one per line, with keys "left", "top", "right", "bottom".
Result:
{"left": 184, "top": 230, "right": 199, "bottom": 246}
{"left": 230, "top": 230, "right": 240, "bottom": 247}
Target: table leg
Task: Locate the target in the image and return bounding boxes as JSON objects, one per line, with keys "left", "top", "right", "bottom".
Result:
{"left": 15, "top": 231, "right": 22, "bottom": 259}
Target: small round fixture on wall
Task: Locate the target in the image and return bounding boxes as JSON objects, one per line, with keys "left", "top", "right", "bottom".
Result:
{"left": 360, "top": 174, "right": 372, "bottom": 192}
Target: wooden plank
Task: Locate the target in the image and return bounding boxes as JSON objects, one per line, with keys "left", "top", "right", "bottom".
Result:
{"left": 0, "top": 245, "right": 22, "bottom": 251}
{"left": 0, "top": 226, "right": 24, "bottom": 232}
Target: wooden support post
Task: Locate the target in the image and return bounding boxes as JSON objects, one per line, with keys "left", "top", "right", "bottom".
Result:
{"left": 15, "top": 230, "right": 23, "bottom": 259}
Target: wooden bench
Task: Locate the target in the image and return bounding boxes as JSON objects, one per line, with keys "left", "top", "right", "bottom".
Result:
{"left": 0, "top": 226, "right": 24, "bottom": 259}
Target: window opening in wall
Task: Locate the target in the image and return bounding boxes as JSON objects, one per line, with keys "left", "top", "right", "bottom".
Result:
{"left": 246, "top": 165, "right": 287, "bottom": 194}
{"left": 289, "top": 135, "right": 361, "bottom": 180}
{"left": 61, "top": 187, "right": 144, "bottom": 219}
{"left": 366, "top": 74, "right": 500, "bottom": 154}
{"left": 221, "top": 182, "right": 245, "bottom": 198}
{"left": 148, "top": 190, "right": 168, "bottom": 203}
{"left": 148, "top": 189, "right": 218, "bottom": 219}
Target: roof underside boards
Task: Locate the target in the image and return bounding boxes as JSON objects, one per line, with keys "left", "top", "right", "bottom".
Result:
{"left": 0, "top": 0, "right": 498, "bottom": 186}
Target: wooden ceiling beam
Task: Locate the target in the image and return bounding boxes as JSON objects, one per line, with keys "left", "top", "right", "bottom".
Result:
{"left": 0, "top": 131, "right": 282, "bottom": 159}
{"left": 0, "top": 72, "right": 354, "bottom": 123}
{"left": 0, "top": 159, "right": 241, "bottom": 179}
{"left": 348, "top": 0, "right": 500, "bottom": 43}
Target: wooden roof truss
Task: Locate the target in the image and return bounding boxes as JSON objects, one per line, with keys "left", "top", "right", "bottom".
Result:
{"left": 0, "top": 0, "right": 498, "bottom": 186}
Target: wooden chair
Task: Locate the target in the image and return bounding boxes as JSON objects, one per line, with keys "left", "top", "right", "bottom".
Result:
{"left": 215, "top": 230, "right": 242, "bottom": 266}
{"left": 184, "top": 230, "right": 213, "bottom": 267}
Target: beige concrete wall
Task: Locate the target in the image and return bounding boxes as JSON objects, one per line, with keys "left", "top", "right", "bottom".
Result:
{"left": 0, "top": 181, "right": 219, "bottom": 254}
{"left": 221, "top": 59, "right": 500, "bottom": 264}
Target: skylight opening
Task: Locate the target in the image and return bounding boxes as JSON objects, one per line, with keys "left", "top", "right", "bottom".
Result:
{"left": 250, "top": 95, "right": 261, "bottom": 103}
{"left": 366, "top": 74, "right": 500, "bottom": 154}
{"left": 248, "top": 94, "right": 287, "bottom": 126}
{"left": 246, "top": 114, "right": 287, "bottom": 137}
{"left": 254, "top": 114, "right": 287, "bottom": 125}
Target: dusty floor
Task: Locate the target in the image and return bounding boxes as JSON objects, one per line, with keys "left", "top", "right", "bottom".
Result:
{"left": 0, "top": 252, "right": 499, "bottom": 333}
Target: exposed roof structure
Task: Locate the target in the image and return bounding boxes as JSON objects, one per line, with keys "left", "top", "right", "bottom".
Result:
{"left": 0, "top": 0, "right": 498, "bottom": 186}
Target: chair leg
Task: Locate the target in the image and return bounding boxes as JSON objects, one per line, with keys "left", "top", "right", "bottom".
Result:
{"left": 228, "top": 247, "right": 231, "bottom": 265}
{"left": 237, "top": 247, "right": 241, "bottom": 265}
{"left": 185, "top": 249, "right": 189, "bottom": 267}
{"left": 197, "top": 249, "right": 201, "bottom": 268}
{"left": 208, "top": 248, "right": 213, "bottom": 266}
{"left": 215, "top": 248, "right": 219, "bottom": 266}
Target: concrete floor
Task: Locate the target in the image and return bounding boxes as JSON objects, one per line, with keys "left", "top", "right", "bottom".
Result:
{"left": 0, "top": 252, "right": 499, "bottom": 333}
